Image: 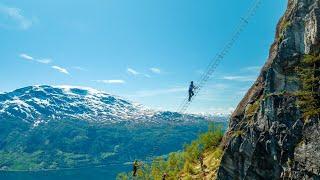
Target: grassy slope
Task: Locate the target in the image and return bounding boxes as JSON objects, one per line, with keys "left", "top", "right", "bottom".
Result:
{"left": 117, "top": 123, "right": 224, "bottom": 180}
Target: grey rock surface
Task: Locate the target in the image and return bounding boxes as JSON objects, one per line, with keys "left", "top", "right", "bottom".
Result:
{"left": 217, "top": 0, "right": 320, "bottom": 179}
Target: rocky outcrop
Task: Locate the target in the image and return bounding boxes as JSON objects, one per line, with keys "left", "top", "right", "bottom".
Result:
{"left": 217, "top": 0, "right": 320, "bottom": 179}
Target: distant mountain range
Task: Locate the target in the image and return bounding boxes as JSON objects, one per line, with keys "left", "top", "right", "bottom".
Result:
{"left": 0, "top": 85, "right": 227, "bottom": 175}
{"left": 0, "top": 85, "right": 224, "bottom": 125}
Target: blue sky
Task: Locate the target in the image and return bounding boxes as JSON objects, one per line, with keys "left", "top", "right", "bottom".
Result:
{"left": 0, "top": 0, "right": 287, "bottom": 115}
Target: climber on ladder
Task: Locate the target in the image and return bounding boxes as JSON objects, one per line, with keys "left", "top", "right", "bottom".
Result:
{"left": 132, "top": 160, "right": 141, "bottom": 177}
{"left": 198, "top": 154, "right": 204, "bottom": 172}
{"left": 162, "top": 172, "right": 168, "bottom": 180}
{"left": 188, "top": 81, "right": 197, "bottom": 102}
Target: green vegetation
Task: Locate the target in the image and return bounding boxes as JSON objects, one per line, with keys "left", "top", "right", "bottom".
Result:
{"left": 116, "top": 123, "right": 224, "bottom": 180}
{"left": 0, "top": 118, "right": 220, "bottom": 171}
{"left": 233, "top": 130, "right": 245, "bottom": 138}
{"left": 265, "top": 90, "right": 288, "bottom": 98}
{"left": 279, "top": 17, "right": 291, "bottom": 33}
{"left": 245, "top": 100, "right": 260, "bottom": 117}
{"left": 281, "top": 21, "right": 291, "bottom": 31}
{"left": 0, "top": 151, "right": 94, "bottom": 171}
{"left": 296, "top": 54, "right": 320, "bottom": 119}
{"left": 277, "top": 18, "right": 291, "bottom": 42}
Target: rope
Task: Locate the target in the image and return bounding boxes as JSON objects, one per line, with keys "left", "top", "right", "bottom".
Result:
{"left": 178, "top": 0, "right": 262, "bottom": 113}
{"left": 0, "top": 0, "right": 263, "bottom": 173}
{"left": 147, "top": 0, "right": 263, "bottom": 163}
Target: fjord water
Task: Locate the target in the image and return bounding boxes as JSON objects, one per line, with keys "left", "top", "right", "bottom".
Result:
{"left": 0, "top": 165, "right": 130, "bottom": 180}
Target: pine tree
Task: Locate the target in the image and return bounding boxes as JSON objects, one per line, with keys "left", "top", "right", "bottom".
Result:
{"left": 296, "top": 54, "right": 320, "bottom": 119}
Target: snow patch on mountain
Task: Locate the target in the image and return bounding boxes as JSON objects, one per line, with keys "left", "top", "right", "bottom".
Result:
{"left": 0, "top": 85, "right": 218, "bottom": 127}
{"left": 0, "top": 85, "right": 185, "bottom": 126}
{"left": 0, "top": 85, "right": 157, "bottom": 123}
{"left": 55, "top": 85, "right": 103, "bottom": 96}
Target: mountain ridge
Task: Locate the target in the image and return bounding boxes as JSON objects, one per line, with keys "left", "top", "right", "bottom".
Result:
{"left": 0, "top": 85, "right": 227, "bottom": 172}
{"left": 0, "top": 85, "right": 155, "bottom": 123}
{"left": 0, "top": 85, "right": 225, "bottom": 125}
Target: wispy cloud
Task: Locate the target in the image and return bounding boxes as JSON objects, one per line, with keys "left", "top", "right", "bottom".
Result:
{"left": 20, "top": 53, "right": 34, "bottom": 61}
{"left": 222, "top": 76, "right": 256, "bottom": 82}
{"left": 20, "top": 53, "right": 67, "bottom": 75}
{"left": 127, "top": 67, "right": 156, "bottom": 78}
{"left": 150, "top": 67, "right": 161, "bottom": 74}
{"left": 127, "top": 68, "right": 140, "bottom": 76}
{"left": 94, "top": 80, "right": 126, "bottom": 84}
{"left": 52, "top": 66, "right": 69, "bottom": 75}
{"left": 0, "top": 4, "right": 33, "bottom": 30}
{"left": 37, "top": 58, "right": 52, "bottom": 64}
{"left": 19, "top": 53, "right": 52, "bottom": 64}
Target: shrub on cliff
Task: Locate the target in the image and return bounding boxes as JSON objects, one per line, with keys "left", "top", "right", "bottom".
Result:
{"left": 296, "top": 54, "right": 320, "bottom": 119}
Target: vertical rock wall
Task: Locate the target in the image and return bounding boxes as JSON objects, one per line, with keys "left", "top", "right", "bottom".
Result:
{"left": 217, "top": 0, "right": 320, "bottom": 179}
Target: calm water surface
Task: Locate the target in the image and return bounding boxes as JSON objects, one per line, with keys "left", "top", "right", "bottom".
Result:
{"left": 0, "top": 165, "right": 130, "bottom": 180}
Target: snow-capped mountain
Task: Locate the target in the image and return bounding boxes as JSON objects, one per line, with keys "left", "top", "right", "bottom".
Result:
{"left": 0, "top": 85, "right": 158, "bottom": 123}
{"left": 0, "top": 85, "right": 228, "bottom": 172}
{"left": 0, "top": 85, "right": 221, "bottom": 126}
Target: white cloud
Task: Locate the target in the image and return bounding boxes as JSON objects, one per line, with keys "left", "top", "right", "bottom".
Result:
{"left": 126, "top": 68, "right": 155, "bottom": 77}
{"left": 20, "top": 53, "right": 34, "bottom": 61}
{"left": 222, "top": 76, "right": 256, "bottom": 82}
{"left": 94, "top": 80, "right": 125, "bottom": 84}
{"left": 0, "top": 4, "right": 33, "bottom": 30}
{"left": 19, "top": 53, "right": 70, "bottom": 76}
{"left": 19, "top": 53, "right": 52, "bottom": 64}
{"left": 127, "top": 68, "right": 139, "bottom": 76}
{"left": 52, "top": 66, "right": 69, "bottom": 75}
{"left": 37, "top": 58, "right": 52, "bottom": 64}
{"left": 150, "top": 67, "right": 161, "bottom": 74}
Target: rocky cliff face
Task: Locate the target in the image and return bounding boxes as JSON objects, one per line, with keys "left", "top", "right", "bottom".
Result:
{"left": 218, "top": 0, "right": 320, "bottom": 179}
